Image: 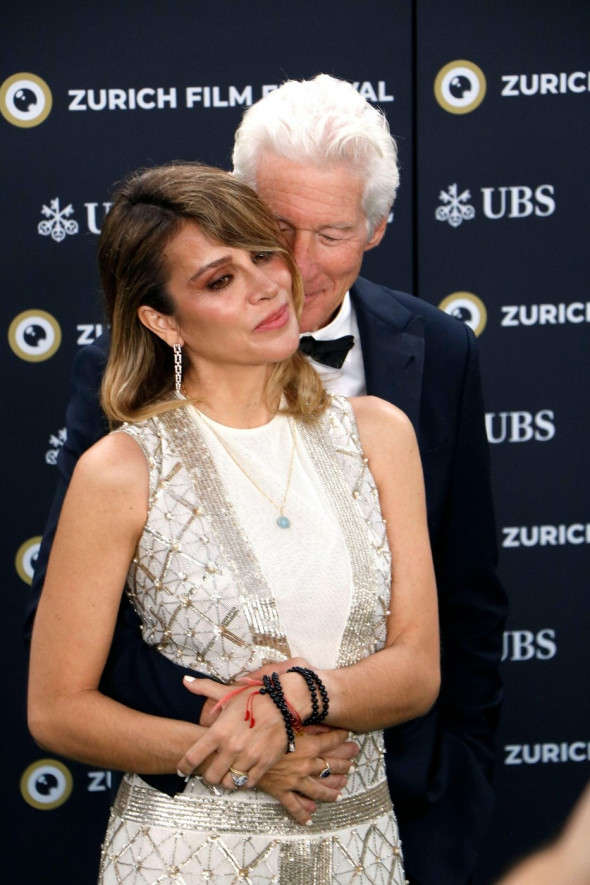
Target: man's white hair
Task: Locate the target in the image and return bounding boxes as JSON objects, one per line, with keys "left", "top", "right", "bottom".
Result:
{"left": 232, "top": 74, "right": 400, "bottom": 236}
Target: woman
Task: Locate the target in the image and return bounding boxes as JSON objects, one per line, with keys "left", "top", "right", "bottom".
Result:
{"left": 29, "top": 163, "right": 439, "bottom": 883}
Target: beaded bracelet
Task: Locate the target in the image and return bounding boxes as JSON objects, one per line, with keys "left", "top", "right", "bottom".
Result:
{"left": 286, "top": 666, "right": 330, "bottom": 725}
{"left": 260, "top": 673, "right": 299, "bottom": 753}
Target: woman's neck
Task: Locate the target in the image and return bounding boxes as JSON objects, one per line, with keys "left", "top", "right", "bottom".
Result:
{"left": 182, "top": 365, "right": 279, "bottom": 428}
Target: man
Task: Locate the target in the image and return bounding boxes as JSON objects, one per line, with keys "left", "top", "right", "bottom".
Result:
{"left": 27, "top": 75, "right": 507, "bottom": 884}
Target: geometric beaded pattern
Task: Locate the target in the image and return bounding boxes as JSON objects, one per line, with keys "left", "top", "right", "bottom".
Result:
{"left": 120, "top": 396, "right": 391, "bottom": 684}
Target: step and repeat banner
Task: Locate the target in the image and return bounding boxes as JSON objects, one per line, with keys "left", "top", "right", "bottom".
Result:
{"left": 415, "top": 2, "right": 590, "bottom": 881}
{"left": 2, "top": 2, "right": 588, "bottom": 882}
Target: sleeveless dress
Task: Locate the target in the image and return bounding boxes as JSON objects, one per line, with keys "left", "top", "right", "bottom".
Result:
{"left": 99, "top": 395, "right": 405, "bottom": 884}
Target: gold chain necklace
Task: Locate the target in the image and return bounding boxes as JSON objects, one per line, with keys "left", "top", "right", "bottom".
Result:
{"left": 194, "top": 408, "right": 297, "bottom": 530}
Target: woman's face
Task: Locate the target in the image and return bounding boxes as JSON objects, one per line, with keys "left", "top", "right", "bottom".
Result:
{"left": 162, "top": 222, "right": 300, "bottom": 373}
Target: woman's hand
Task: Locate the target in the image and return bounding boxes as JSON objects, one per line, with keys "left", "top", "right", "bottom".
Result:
{"left": 183, "top": 671, "right": 359, "bottom": 825}
{"left": 177, "top": 676, "right": 295, "bottom": 790}
{"left": 257, "top": 727, "right": 359, "bottom": 825}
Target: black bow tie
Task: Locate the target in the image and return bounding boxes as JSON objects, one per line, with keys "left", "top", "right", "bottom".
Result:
{"left": 298, "top": 334, "right": 355, "bottom": 369}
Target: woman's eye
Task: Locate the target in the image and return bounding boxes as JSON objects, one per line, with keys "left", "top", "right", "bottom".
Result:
{"left": 207, "top": 274, "right": 232, "bottom": 291}
{"left": 252, "top": 251, "right": 274, "bottom": 263}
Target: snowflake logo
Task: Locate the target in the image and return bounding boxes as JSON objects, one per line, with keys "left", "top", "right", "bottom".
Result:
{"left": 435, "top": 184, "right": 476, "bottom": 227}
{"left": 38, "top": 198, "right": 79, "bottom": 242}
{"left": 45, "top": 427, "right": 67, "bottom": 465}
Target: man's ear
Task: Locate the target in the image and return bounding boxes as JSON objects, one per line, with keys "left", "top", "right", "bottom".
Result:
{"left": 364, "top": 216, "right": 388, "bottom": 252}
{"left": 137, "top": 305, "right": 183, "bottom": 347}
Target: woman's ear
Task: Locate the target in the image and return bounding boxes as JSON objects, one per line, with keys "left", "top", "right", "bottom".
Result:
{"left": 137, "top": 305, "right": 183, "bottom": 347}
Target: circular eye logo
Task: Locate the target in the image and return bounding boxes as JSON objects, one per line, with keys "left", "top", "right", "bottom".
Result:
{"left": 435, "top": 61, "right": 486, "bottom": 114}
{"left": 15, "top": 536, "right": 42, "bottom": 585}
{"left": 21, "top": 759, "right": 73, "bottom": 810}
{"left": 0, "top": 73, "right": 52, "bottom": 127}
{"left": 8, "top": 309, "right": 62, "bottom": 361}
{"left": 439, "top": 292, "right": 488, "bottom": 337}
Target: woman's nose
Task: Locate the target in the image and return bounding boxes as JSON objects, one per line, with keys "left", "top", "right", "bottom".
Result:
{"left": 250, "top": 267, "right": 280, "bottom": 300}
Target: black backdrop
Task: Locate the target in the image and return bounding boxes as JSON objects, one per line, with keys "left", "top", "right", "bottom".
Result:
{"left": 2, "top": 2, "right": 589, "bottom": 882}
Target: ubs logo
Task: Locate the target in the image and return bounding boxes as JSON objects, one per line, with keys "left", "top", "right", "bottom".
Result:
{"left": 436, "top": 183, "right": 555, "bottom": 226}
{"left": 502, "top": 629, "right": 557, "bottom": 662}
{"left": 8, "top": 309, "right": 62, "bottom": 361}
{"left": 0, "top": 73, "right": 52, "bottom": 127}
{"left": 45, "top": 428, "right": 67, "bottom": 465}
{"left": 38, "top": 198, "right": 79, "bottom": 242}
{"left": 434, "top": 60, "right": 486, "bottom": 114}
{"left": 485, "top": 410, "right": 555, "bottom": 443}
{"left": 20, "top": 759, "right": 73, "bottom": 810}
{"left": 438, "top": 292, "right": 487, "bottom": 337}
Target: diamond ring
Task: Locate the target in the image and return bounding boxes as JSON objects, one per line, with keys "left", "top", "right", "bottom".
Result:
{"left": 318, "top": 757, "right": 332, "bottom": 779}
{"left": 229, "top": 766, "right": 249, "bottom": 788}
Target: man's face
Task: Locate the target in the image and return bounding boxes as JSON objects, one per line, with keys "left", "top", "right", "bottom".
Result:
{"left": 255, "top": 154, "right": 387, "bottom": 333}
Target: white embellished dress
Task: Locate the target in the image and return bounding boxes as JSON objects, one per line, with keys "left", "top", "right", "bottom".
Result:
{"left": 99, "top": 395, "right": 404, "bottom": 884}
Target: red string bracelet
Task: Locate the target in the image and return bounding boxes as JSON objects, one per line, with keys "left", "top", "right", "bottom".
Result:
{"left": 211, "top": 678, "right": 264, "bottom": 716}
{"left": 210, "top": 676, "right": 303, "bottom": 735}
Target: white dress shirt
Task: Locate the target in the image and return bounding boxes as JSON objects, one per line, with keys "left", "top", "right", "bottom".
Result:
{"left": 300, "top": 291, "right": 366, "bottom": 396}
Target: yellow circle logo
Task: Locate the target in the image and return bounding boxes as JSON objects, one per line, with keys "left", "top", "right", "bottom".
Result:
{"left": 435, "top": 61, "right": 486, "bottom": 114}
{"left": 15, "top": 536, "right": 42, "bottom": 585}
{"left": 21, "top": 759, "right": 73, "bottom": 810}
{"left": 439, "top": 292, "right": 488, "bottom": 337}
{"left": 0, "top": 73, "right": 52, "bottom": 127}
{"left": 8, "top": 309, "right": 62, "bottom": 361}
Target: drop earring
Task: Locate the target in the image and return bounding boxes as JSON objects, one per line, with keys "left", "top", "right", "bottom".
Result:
{"left": 173, "top": 343, "right": 183, "bottom": 394}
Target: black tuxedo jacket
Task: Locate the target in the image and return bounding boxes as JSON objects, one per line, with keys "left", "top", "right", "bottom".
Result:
{"left": 26, "top": 278, "right": 507, "bottom": 885}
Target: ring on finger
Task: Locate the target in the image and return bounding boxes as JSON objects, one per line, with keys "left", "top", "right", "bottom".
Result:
{"left": 229, "top": 766, "right": 249, "bottom": 788}
{"left": 318, "top": 757, "right": 332, "bottom": 779}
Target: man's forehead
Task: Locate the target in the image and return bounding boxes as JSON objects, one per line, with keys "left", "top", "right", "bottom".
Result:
{"left": 274, "top": 214, "right": 358, "bottom": 233}
{"left": 255, "top": 155, "right": 366, "bottom": 216}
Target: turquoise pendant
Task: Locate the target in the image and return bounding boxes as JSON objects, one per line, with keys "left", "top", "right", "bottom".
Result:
{"left": 277, "top": 515, "right": 290, "bottom": 529}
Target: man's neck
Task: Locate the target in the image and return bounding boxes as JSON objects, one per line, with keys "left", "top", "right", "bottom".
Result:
{"left": 300, "top": 292, "right": 351, "bottom": 339}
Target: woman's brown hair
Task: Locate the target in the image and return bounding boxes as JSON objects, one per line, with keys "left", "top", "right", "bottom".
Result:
{"left": 98, "top": 162, "right": 328, "bottom": 425}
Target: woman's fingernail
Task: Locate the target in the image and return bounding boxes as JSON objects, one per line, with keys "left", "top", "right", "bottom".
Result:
{"left": 184, "top": 675, "right": 196, "bottom": 682}
{"left": 176, "top": 769, "right": 189, "bottom": 782}
{"left": 305, "top": 819, "right": 313, "bottom": 827}
{"left": 335, "top": 794, "right": 343, "bottom": 802}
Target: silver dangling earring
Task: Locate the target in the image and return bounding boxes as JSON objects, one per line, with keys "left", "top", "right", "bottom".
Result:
{"left": 173, "top": 343, "right": 183, "bottom": 394}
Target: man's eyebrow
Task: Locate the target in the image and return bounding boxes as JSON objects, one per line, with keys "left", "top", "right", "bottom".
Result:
{"left": 318, "top": 223, "right": 354, "bottom": 231}
{"left": 189, "top": 255, "right": 232, "bottom": 283}
{"left": 274, "top": 216, "right": 354, "bottom": 232}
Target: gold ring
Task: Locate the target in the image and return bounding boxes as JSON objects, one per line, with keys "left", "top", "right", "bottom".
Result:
{"left": 318, "top": 757, "right": 332, "bottom": 779}
{"left": 229, "top": 766, "right": 249, "bottom": 788}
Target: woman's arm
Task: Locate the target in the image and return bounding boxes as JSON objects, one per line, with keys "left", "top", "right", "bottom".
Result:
{"left": 308, "top": 395, "right": 441, "bottom": 731}
{"left": 178, "top": 397, "right": 440, "bottom": 781}
{"left": 28, "top": 430, "right": 358, "bottom": 821}
{"left": 28, "top": 431, "right": 203, "bottom": 772}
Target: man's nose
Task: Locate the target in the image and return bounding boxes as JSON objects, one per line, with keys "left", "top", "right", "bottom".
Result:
{"left": 290, "top": 230, "right": 315, "bottom": 278}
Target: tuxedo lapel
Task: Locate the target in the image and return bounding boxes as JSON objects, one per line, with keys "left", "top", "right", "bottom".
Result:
{"left": 351, "top": 279, "right": 425, "bottom": 434}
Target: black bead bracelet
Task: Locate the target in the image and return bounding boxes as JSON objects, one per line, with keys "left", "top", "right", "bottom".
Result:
{"left": 286, "top": 666, "right": 330, "bottom": 725}
{"left": 260, "top": 673, "right": 296, "bottom": 753}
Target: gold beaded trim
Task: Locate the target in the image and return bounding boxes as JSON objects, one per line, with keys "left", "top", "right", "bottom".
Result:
{"left": 114, "top": 776, "right": 394, "bottom": 836}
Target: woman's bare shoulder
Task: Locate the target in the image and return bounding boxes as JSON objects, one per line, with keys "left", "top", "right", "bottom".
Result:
{"left": 72, "top": 429, "right": 149, "bottom": 500}
{"left": 347, "top": 395, "right": 416, "bottom": 448}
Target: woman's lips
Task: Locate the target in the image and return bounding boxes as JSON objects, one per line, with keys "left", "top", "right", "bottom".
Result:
{"left": 255, "top": 303, "right": 289, "bottom": 331}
